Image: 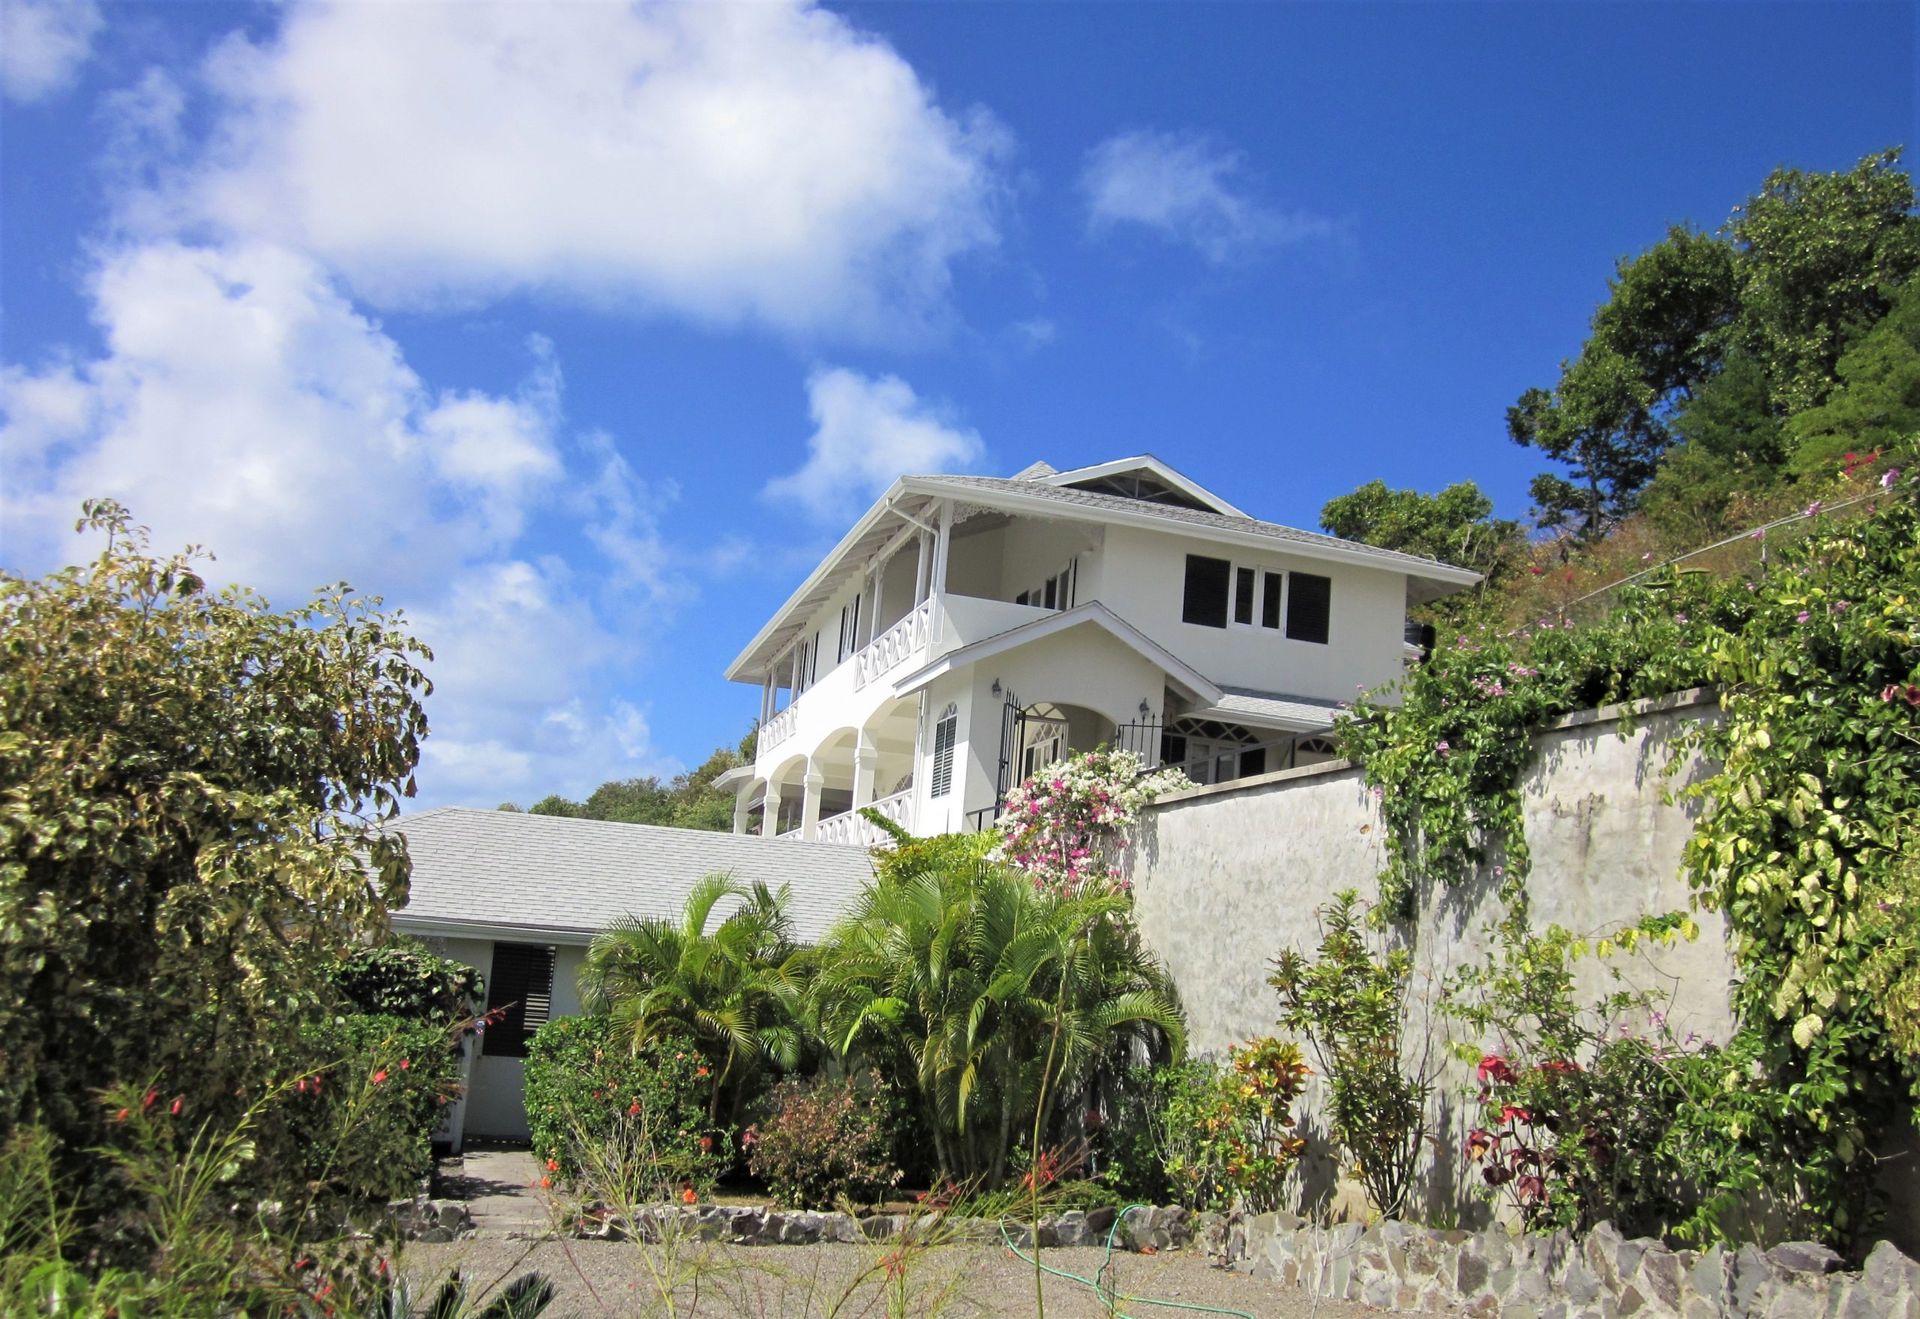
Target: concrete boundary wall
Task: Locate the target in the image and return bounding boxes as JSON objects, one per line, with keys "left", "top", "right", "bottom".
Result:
{"left": 1128, "top": 690, "right": 1744, "bottom": 1222}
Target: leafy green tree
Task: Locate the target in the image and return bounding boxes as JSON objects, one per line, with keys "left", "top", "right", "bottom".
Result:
{"left": 1785, "top": 274, "right": 1920, "bottom": 475}
{"left": 513, "top": 732, "right": 751, "bottom": 831}
{"left": 811, "top": 833, "right": 1183, "bottom": 1184}
{"left": 1319, "top": 479, "right": 1523, "bottom": 613}
{"left": 1639, "top": 354, "right": 1791, "bottom": 540}
{"left": 0, "top": 501, "right": 429, "bottom": 1185}
{"left": 1730, "top": 147, "right": 1920, "bottom": 413}
{"left": 1512, "top": 149, "right": 1917, "bottom": 536}
{"left": 580, "top": 874, "right": 807, "bottom": 1124}
{"left": 1509, "top": 226, "right": 1738, "bottom": 534}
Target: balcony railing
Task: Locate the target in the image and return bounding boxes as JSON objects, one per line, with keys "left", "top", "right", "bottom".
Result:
{"left": 757, "top": 704, "right": 798, "bottom": 757}
{"left": 816, "top": 787, "right": 916, "bottom": 847}
{"left": 854, "top": 600, "right": 934, "bottom": 690}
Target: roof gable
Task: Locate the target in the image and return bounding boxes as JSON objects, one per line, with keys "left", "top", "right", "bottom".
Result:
{"left": 1035, "top": 455, "right": 1247, "bottom": 517}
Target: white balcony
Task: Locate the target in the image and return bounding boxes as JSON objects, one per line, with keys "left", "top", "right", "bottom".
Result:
{"left": 854, "top": 599, "right": 934, "bottom": 690}
{"left": 816, "top": 786, "right": 915, "bottom": 847}
{"left": 757, "top": 704, "right": 799, "bottom": 756}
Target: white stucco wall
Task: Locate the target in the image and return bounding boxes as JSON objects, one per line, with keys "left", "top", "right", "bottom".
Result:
{"left": 1092, "top": 524, "right": 1411, "bottom": 701}
{"left": 415, "top": 937, "right": 592, "bottom": 1144}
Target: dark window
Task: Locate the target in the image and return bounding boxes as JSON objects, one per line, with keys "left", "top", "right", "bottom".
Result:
{"left": 1286, "top": 573, "right": 1332, "bottom": 644}
{"left": 482, "top": 943, "right": 555, "bottom": 1058}
{"left": 1261, "top": 572, "right": 1283, "bottom": 629}
{"left": 1015, "top": 590, "right": 1030, "bottom": 607}
{"left": 1160, "top": 732, "right": 1187, "bottom": 764}
{"left": 1044, "top": 577, "right": 1058, "bottom": 609}
{"left": 1233, "top": 567, "right": 1256, "bottom": 625}
{"left": 1241, "top": 746, "right": 1267, "bottom": 777}
{"left": 930, "top": 708, "right": 958, "bottom": 798}
{"left": 1181, "top": 555, "right": 1230, "bottom": 627}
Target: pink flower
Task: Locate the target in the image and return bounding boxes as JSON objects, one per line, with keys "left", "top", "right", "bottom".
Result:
{"left": 1882, "top": 468, "right": 1901, "bottom": 489}
{"left": 1806, "top": 500, "right": 1823, "bottom": 517}
{"left": 1795, "top": 611, "right": 1810, "bottom": 623}
{"left": 1435, "top": 740, "right": 1451, "bottom": 757}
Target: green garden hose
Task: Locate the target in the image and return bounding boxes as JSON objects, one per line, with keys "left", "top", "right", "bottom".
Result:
{"left": 998, "top": 1204, "right": 1259, "bottom": 1319}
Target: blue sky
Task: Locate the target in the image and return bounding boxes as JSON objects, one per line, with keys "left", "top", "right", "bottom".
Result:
{"left": 1, "top": 0, "right": 1912, "bottom": 808}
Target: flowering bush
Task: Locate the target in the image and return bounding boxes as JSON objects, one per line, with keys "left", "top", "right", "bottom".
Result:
{"left": 1158, "top": 1039, "right": 1309, "bottom": 1213}
{"left": 523, "top": 1014, "right": 723, "bottom": 1196}
{"left": 745, "top": 1069, "right": 903, "bottom": 1209}
{"left": 288, "top": 1013, "right": 467, "bottom": 1202}
{"left": 996, "top": 748, "right": 1190, "bottom": 895}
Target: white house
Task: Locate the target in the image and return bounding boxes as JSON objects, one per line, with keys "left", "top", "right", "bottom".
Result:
{"left": 719, "top": 457, "right": 1478, "bottom": 846}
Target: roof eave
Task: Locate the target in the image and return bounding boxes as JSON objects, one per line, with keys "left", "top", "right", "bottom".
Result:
{"left": 900, "top": 477, "right": 1482, "bottom": 591}
{"left": 723, "top": 478, "right": 913, "bottom": 683}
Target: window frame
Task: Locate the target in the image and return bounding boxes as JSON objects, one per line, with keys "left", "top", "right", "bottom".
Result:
{"left": 481, "top": 942, "right": 556, "bottom": 1060}
{"left": 1188, "top": 555, "right": 1296, "bottom": 635}
{"left": 929, "top": 704, "right": 959, "bottom": 799}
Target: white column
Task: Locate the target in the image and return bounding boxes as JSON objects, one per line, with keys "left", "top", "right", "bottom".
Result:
{"left": 913, "top": 530, "right": 931, "bottom": 604}
{"left": 929, "top": 500, "right": 952, "bottom": 599}
{"left": 800, "top": 769, "right": 825, "bottom": 841}
{"left": 761, "top": 783, "right": 783, "bottom": 837}
{"left": 732, "top": 785, "right": 755, "bottom": 835}
{"left": 788, "top": 644, "right": 801, "bottom": 697}
{"left": 852, "top": 734, "right": 877, "bottom": 810}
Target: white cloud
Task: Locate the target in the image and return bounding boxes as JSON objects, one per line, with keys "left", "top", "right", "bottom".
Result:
{"left": 1080, "top": 128, "right": 1332, "bottom": 264}
{"left": 1, "top": 0, "right": 102, "bottom": 104}
{"left": 0, "top": 240, "right": 677, "bottom": 810}
{"left": 0, "top": 241, "right": 560, "bottom": 598}
{"left": 164, "top": 0, "right": 1006, "bottom": 339}
{"left": 763, "top": 367, "right": 984, "bottom": 521}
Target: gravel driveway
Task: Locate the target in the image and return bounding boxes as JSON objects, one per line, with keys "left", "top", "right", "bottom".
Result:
{"left": 403, "top": 1236, "right": 1382, "bottom": 1318}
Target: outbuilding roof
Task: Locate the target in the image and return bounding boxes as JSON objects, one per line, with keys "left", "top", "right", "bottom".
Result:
{"left": 388, "top": 807, "right": 875, "bottom": 946}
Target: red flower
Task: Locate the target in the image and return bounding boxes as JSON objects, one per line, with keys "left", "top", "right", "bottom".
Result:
{"left": 546, "top": 1158, "right": 560, "bottom": 1172}
{"left": 1476, "top": 1055, "right": 1515, "bottom": 1085}
{"left": 371, "top": 1070, "right": 388, "bottom": 1085}
{"left": 681, "top": 1185, "right": 698, "bottom": 1205}
{"left": 398, "top": 1059, "right": 410, "bottom": 1071}
{"left": 113, "top": 1107, "right": 130, "bottom": 1123}
{"left": 143, "top": 1089, "right": 158, "bottom": 1110}
{"left": 169, "top": 1096, "right": 184, "bottom": 1116}
{"left": 628, "top": 1101, "right": 642, "bottom": 1116}
{"left": 539, "top": 1176, "right": 552, "bottom": 1190}
{"left": 695, "top": 1065, "right": 710, "bottom": 1078}
{"left": 699, "top": 1135, "right": 713, "bottom": 1152}
{"left": 1500, "top": 1104, "right": 1532, "bottom": 1125}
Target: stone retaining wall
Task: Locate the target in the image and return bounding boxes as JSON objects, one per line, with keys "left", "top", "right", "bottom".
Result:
{"left": 1218, "top": 1213, "right": 1920, "bottom": 1318}
{"left": 567, "top": 1201, "right": 1209, "bottom": 1250}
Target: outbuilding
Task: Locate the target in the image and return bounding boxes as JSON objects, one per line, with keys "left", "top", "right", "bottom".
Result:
{"left": 389, "top": 806, "right": 876, "bottom": 1147}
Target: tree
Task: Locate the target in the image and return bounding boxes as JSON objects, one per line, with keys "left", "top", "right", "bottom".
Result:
{"left": 580, "top": 874, "right": 807, "bottom": 1123}
{"left": 1509, "top": 226, "right": 1738, "bottom": 535}
{"left": 1512, "top": 149, "right": 1917, "bottom": 537}
{"left": 1319, "top": 479, "right": 1523, "bottom": 613}
{"left": 811, "top": 834, "right": 1183, "bottom": 1183}
{"left": 512, "top": 731, "right": 752, "bottom": 831}
{"left": 1638, "top": 354, "right": 1790, "bottom": 541}
{"left": 0, "top": 501, "right": 430, "bottom": 1180}
{"left": 1785, "top": 274, "right": 1920, "bottom": 475}
{"left": 1730, "top": 147, "right": 1920, "bottom": 413}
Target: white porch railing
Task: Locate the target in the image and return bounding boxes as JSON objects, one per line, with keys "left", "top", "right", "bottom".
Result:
{"left": 854, "top": 600, "right": 934, "bottom": 690}
{"left": 777, "top": 824, "right": 802, "bottom": 840}
{"left": 757, "top": 705, "right": 798, "bottom": 756}
{"left": 816, "top": 787, "right": 916, "bottom": 847}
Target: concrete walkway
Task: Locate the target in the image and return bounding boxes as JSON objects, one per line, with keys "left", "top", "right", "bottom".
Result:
{"left": 437, "top": 1147, "right": 551, "bottom": 1236}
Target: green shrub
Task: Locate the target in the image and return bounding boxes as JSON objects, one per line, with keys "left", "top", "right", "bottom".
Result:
{"left": 1158, "top": 1040, "right": 1309, "bottom": 1213}
{"left": 1270, "top": 890, "right": 1432, "bottom": 1219}
{"left": 288, "top": 1014, "right": 465, "bottom": 1202}
{"left": 744, "top": 1069, "right": 902, "bottom": 1209}
{"left": 326, "top": 937, "right": 483, "bottom": 1022}
{"left": 523, "top": 1014, "right": 722, "bottom": 1196}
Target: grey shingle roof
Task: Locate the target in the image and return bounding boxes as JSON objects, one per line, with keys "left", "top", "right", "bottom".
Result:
{"left": 389, "top": 808, "right": 875, "bottom": 944}
{"left": 1193, "top": 687, "right": 1345, "bottom": 731}
{"left": 909, "top": 473, "right": 1476, "bottom": 582}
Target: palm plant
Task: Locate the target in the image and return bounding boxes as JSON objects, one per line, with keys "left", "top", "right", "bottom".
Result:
{"left": 811, "top": 835, "right": 1183, "bottom": 1184}
{"left": 581, "top": 874, "right": 808, "bottom": 1124}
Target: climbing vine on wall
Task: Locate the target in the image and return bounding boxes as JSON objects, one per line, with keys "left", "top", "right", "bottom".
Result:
{"left": 1677, "top": 478, "right": 1920, "bottom": 1242}
{"left": 1333, "top": 473, "right": 1920, "bottom": 1246}
{"left": 1333, "top": 581, "right": 1726, "bottom": 917}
